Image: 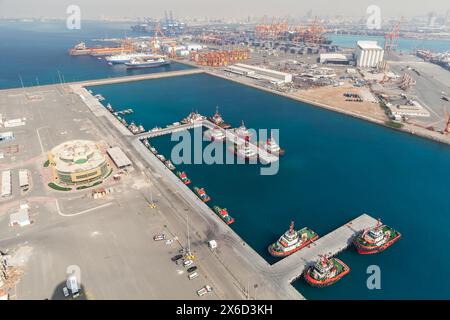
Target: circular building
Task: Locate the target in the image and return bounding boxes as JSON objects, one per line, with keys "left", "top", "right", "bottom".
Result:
{"left": 48, "top": 140, "right": 109, "bottom": 185}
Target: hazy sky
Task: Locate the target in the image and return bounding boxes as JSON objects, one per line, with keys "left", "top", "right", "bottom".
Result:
{"left": 0, "top": 0, "right": 448, "bottom": 19}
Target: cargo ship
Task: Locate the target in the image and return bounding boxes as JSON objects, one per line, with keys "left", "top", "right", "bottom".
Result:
{"left": 125, "top": 56, "right": 170, "bottom": 69}
{"left": 213, "top": 206, "right": 235, "bottom": 225}
{"left": 106, "top": 53, "right": 155, "bottom": 64}
{"left": 193, "top": 187, "right": 211, "bottom": 202}
{"left": 260, "top": 135, "right": 285, "bottom": 156}
{"left": 353, "top": 219, "right": 401, "bottom": 254}
{"left": 68, "top": 42, "right": 91, "bottom": 56}
{"left": 304, "top": 255, "right": 350, "bottom": 287}
{"left": 176, "top": 171, "right": 191, "bottom": 185}
{"left": 209, "top": 106, "right": 231, "bottom": 129}
{"left": 268, "top": 221, "right": 318, "bottom": 257}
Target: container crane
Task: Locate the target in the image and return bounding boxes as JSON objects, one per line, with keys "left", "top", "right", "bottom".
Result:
{"left": 384, "top": 19, "right": 402, "bottom": 52}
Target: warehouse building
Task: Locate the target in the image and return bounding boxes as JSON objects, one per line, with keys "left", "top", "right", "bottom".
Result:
{"left": 107, "top": 147, "right": 132, "bottom": 169}
{"left": 48, "top": 140, "right": 110, "bottom": 185}
{"left": 1, "top": 170, "right": 11, "bottom": 197}
{"left": 355, "top": 41, "right": 384, "bottom": 68}
{"left": 19, "top": 169, "right": 29, "bottom": 188}
{"left": 230, "top": 63, "right": 293, "bottom": 84}
{"left": 0, "top": 131, "right": 14, "bottom": 143}
{"left": 319, "top": 53, "right": 350, "bottom": 65}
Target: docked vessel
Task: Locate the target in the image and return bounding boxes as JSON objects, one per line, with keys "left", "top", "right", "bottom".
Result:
{"left": 353, "top": 219, "right": 401, "bottom": 254}
{"left": 268, "top": 221, "right": 318, "bottom": 257}
{"left": 156, "top": 154, "right": 166, "bottom": 162}
{"left": 150, "top": 146, "right": 158, "bottom": 154}
{"left": 204, "top": 128, "right": 226, "bottom": 142}
{"left": 213, "top": 206, "right": 235, "bottom": 225}
{"left": 142, "top": 139, "right": 150, "bottom": 149}
{"left": 181, "top": 111, "right": 206, "bottom": 124}
{"left": 233, "top": 121, "right": 252, "bottom": 139}
{"left": 106, "top": 53, "right": 155, "bottom": 64}
{"left": 193, "top": 187, "right": 211, "bottom": 202}
{"left": 209, "top": 106, "right": 231, "bottom": 129}
{"left": 164, "top": 160, "right": 176, "bottom": 171}
{"left": 304, "top": 255, "right": 350, "bottom": 287}
{"left": 233, "top": 138, "right": 257, "bottom": 160}
{"left": 125, "top": 56, "right": 170, "bottom": 69}
{"left": 261, "top": 135, "right": 285, "bottom": 156}
{"left": 68, "top": 42, "right": 91, "bottom": 56}
{"left": 176, "top": 171, "right": 191, "bottom": 185}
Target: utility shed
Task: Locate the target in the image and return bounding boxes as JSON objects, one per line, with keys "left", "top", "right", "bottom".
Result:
{"left": 19, "top": 169, "right": 29, "bottom": 188}
{"left": 107, "top": 147, "right": 132, "bottom": 169}
{"left": 10, "top": 208, "right": 30, "bottom": 227}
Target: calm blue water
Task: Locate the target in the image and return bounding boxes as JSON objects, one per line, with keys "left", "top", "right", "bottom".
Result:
{"left": 89, "top": 73, "right": 450, "bottom": 300}
{"left": 0, "top": 21, "right": 192, "bottom": 90}
{"left": 328, "top": 34, "right": 450, "bottom": 53}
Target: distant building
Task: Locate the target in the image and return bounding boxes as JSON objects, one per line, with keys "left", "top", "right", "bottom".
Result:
{"left": 107, "top": 147, "right": 132, "bottom": 169}
{"left": 1, "top": 170, "right": 11, "bottom": 197}
{"left": 228, "top": 63, "right": 292, "bottom": 85}
{"left": 0, "top": 131, "right": 14, "bottom": 143}
{"left": 356, "top": 41, "right": 384, "bottom": 68}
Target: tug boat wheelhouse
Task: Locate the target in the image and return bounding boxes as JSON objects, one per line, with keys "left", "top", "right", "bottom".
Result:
{"left": 304, "top": 255, "right": 350, "bottom": 287}
{"left": 268, "top": 221, "right": 319, "bottom": 257}
{"left": 233, "top": 121, "right": 252, "bottom": 139}
{"left": 353, "top": 219, "right": 401, "bottom": 254}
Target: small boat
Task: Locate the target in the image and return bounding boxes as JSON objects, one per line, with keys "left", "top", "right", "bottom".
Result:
{"left": 164, "top": 160, "right": 176, "bottom": 171}
{"left": 181, "top": 111, "right": 206, "bottom": 124}
{"left": 233, "top": 120, "right": 252, "bottom": 139}
{"left": 150, "top": 146, "right": 158, "bottom": 155}
{"left": 142, "top": 139, "right": 150, "bottom": 148}
{"left": 233, "top": 138, "right": 258, "bottom": 160}
{"left": 94, "top": 94, "right": 105, "bottom": 101}
{"left": 176, "top": 171, "right": 191, "bottom": 185}
{"left": 156, "top": 154, "right": 166, "bottom": 162}
{"left": 193, "top": 187, "right": 211, "bottom": 202}
{"left": 304, "top": 255, "right": 350, "bottom": 287}
{"left": 204, "top": 128, "right": 226, "bottom": 142}
{"left": 353, "top": 219, "right": 401, "bottom": 254}
{"left": 261, "top": 134, "right": 285, "bottom": 156}
{"left": 213, "top": 206, "right": 235, "bottom": 225}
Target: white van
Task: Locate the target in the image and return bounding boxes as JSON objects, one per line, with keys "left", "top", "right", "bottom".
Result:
{"left": 188, "top": 272, "right": 199, "bottom": 280}
{"left": 183, "top": 259, "right": 193, "bottom": 267}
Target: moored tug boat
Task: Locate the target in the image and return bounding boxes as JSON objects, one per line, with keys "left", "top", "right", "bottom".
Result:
{"left": 156, "top": 154, "right": 166, "bottom": 162}
{"left": 181, "top": 111, "right": 206, "bottom": 124}
{"left": 193, "top": 187, "right": 211, "bottom": 202}
{"left": 106, "top": 103, "right": 114, "bottom": 112}
{"left": 164, "top": 160, "right": 175, "bottom": 171}
{"left": 304, "top": 255, "right": 350, "bottom": 287}
{"left": 176, "top": 171, "right": 191, "bottom": 185}
{"left": 233, "top": 136, "right": 257, "bottom": 160}
{"left": 150, "top": 146, "right": 158, "bottom": 155}
{"left": 353, "top": 219, "right": 401, "bottom": 254}
{"left": 261, "top": 134, "right": 285, "bottom": 156}
{"left": 233, "top": 121, "right": 253, "bottom": 139}
{"left": 204, "top": 128, "right": 226, "bottom": 142}
{"left": 209, "top": 106, "right": 231, "bottom": 129}
{"left": 268, "top": 221, "right": 319, "bottom": 257}
{"left": 213, "top": 206, "right": 235, "bottom": 225}
{"left": 142, "top": 139, "right": 150, "bottom": 149}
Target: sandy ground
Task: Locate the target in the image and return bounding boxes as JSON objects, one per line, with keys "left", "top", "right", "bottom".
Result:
{"left": 292, "top": 85, "right": 386, "bottom": 121}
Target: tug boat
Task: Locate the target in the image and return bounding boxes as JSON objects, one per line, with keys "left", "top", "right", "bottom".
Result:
{"left": 261, "top": 134, "right": 285, "bottom": 156}
{"left": 164, "top": 160, "right": 176, "bottom": 171}
{"left": 150, "top": 146, "right": 158, "bottom": 155}
{"left": 156, "top": 154, "right": 166, "bottom": 162}
{"left": 176, "top": 171, "right": 191, "bottom": 185}
{"left": 213, "top": 206, "right": 235, "bottom": 225}
{"left": 193, "top": 187, "right": 211, "bottom": 202}
{"left": 181, "top": 111, "right": 206, "bottom": 124}
{"left": 233, "top": 121, "right": 252, "bottom": 139}
{"left": 106, "top": 103, "right": 114, "bottom": 112}
{"left": 204, "top": 128, "right": 226, "bottom": 142}
{"left": 142, "top": 139, "right": 150, "bottom": 149}
{"left": 233, "top": 136, "right": 257, "bottom": 160}
{"left": 268, "top": 221, "right": 319, "bottom": 257}
{"left": 209, "top": 106, "right": 231, "bottom": 129}
{"left": 304, "top": 255, "right": 350, "bottom": 287}
{"left": 353, "top": 219, "right": 401, "bottom": 254}
{"left": 128, "top": 122, "right": 145, "bottom": 134}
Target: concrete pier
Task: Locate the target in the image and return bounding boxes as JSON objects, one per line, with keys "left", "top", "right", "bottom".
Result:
{"left": 270, "top": 214, "right": 378, "bottom": 285}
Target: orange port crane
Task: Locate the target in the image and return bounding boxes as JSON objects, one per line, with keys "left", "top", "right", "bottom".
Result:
{"left": 384, "top": 19, "right": 402, "bottom": 52}
{"left": 291, "top": 17, "right": 326, "bottom": 45}
{"left": 255, "top": 16, "right": 288, "bottom": 40}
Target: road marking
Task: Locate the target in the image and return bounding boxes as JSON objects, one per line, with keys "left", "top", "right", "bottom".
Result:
{"left": 54, "top": 199, "right": 113, "bottom": 217}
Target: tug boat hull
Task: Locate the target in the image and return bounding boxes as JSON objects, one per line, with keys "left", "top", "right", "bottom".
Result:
{"left": 268, "top": 233, "right": 318, "bottom": 257}
{"left": 353, "top": 225, "right": 401, "bottom": 254}
{"left": 304, "top": 258, "right": 350, "bottom": 287}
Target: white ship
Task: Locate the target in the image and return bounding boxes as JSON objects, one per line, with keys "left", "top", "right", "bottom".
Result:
{"left": 106, "top": 53, "right": 156, "bottom": 64}
{"left": 233, "top": 121, "right": 252, "bottom": 139}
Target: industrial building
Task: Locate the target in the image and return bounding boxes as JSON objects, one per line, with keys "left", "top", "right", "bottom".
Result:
{"left": 227, "top": 63, "right": 293, "bottom": 84}
{"left": 107, "top": 147, "right": 132, "bottom": 169}
{"left": 0, "top": 131, "right": 14, "bottom": 143}
{"left": 10, "top": 208, "right": 31, "bottom": 227}
{"left": 1, "top": 170, "right": 11, "bottom": 197}
{"left": 319, "top": 53, "right": 350, "bottom": 65}
{"left": 48, "top": 140, "right": 110, "bottom": 185}
{"left": 355, "top": 41, "right": 385, "bottom": 68}
{"left": 19, "top": 169, "right": 29, "bottom": 188}
{"left": 387, "top": 101, "right": 431, "bottom": 118}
